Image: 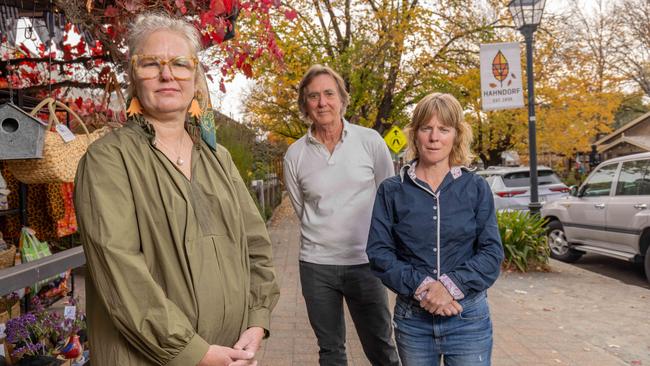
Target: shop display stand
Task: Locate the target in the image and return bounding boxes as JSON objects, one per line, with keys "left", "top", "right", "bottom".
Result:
{"left": 0, "top": 91, "right": 86, "bottom": 303}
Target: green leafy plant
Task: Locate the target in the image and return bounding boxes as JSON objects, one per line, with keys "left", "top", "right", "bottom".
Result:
{"left": 497, "top": 210, "right": 550, "bottom": 272}
{"left": 215, "top": 113, "right": 285, "bottom": 220}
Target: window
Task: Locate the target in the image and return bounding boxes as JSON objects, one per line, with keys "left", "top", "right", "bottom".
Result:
{"left": 615, "top": 159, "right": 650, "bottom": 196}
{"left": 502, "top": 170, "right": 562, "bottom": 188}
{"left": 581, "top": 163, "right": 618, "bottom": 197}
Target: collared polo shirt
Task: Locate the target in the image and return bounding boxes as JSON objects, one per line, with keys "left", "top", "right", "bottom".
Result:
{"left": 284, "top": 120, "right": 394, "bottom": 265}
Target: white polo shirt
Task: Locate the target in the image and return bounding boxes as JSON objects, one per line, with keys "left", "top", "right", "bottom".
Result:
{"left": 283, "top": 120, "right": 395, "bottom": 265}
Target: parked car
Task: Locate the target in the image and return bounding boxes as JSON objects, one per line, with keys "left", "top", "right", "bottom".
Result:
{"left": 541, "top": 152, "right": 650, "bottom": 283}
{"left": 476, "top": 166, "right": 570, "bottom": 210}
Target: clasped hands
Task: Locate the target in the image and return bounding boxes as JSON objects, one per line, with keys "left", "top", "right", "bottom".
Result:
{"left": 415, "top": 280, "right": 463, "bottom": 316}
{"left": 198, "top": 326, "right": 265, "bottom": 366}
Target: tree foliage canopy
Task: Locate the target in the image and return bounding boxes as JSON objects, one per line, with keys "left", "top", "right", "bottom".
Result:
{"left": 1, "top": 0, "right": 646, "bottom": 169}
{"left": 244, "top": 0, "right": 510, "bottom": 141}
{"left": 244, "top": 0, "right": 640, "bottom": 168}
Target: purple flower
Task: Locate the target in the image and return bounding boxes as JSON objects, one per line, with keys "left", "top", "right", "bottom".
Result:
{"left": 23, "top": 313, "right": 38, "bottom": 325}
{"left": 11, "top": 341, "right": 46, "bottom": 358}
{"left": 4, "top": 296, "right": 87, "bottom": 358}
{"left": 5, "top": 313, "right": 36, "bottom": 343}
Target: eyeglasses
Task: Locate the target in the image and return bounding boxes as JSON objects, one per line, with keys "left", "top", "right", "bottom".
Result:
{"left": 131, "top": 55, "right": 198, "bottom": 81}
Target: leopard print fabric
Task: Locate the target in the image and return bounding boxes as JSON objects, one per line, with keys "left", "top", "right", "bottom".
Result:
{"left": 0, "top": 162, "right": 72, "bottom": 241}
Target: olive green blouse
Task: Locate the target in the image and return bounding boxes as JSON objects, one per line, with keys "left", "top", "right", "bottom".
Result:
{"left": 74, "top": 120, "right": 280, "bottom": 366}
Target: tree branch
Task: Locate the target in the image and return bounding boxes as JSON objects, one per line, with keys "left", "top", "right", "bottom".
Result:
{"left": 322, "top": 0, "right": 345, "bottom": 51}
{"left": 2, "top": 80, "right": 110, "bottom": 93}
{"left": 312, "top": 0, "right": 336, "bottom": 58}
{"left": 0, "top": 55, "right": 111, "bottom": 69}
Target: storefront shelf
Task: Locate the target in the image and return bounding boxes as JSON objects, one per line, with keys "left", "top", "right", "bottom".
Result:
{"left": 0, "top": 246, "right": 85, "bottom": 296}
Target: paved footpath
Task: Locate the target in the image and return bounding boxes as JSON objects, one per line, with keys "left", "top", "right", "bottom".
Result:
{"left": 257, "top": 196, "right": 650, "bottom": 365}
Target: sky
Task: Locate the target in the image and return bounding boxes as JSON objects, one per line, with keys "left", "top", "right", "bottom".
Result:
{"left": 209, "top": 73, "right": 252, "bottom": 122}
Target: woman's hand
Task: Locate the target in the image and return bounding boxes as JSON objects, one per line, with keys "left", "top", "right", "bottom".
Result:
{"left": 433, "top": 300, "right": 463, "bottom": 316}
{"left": 416, "top": 280, "right": 454, "bottom": 313}
{"left": 233, "top": 327, "right": 265, "bottom": 354}
{"left": 222, "top": 326, "right": 266, "bottom": 365}
{"left": 197, "top": 345, "right": 255, "bottom": 366}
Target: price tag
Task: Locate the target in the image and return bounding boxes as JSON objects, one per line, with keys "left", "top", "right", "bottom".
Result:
{"left": 0, "top": 322, "right": 6, "bottom": 358}
{"left": 64, "top": 306, "right": 76, "bottom": 320}
{"left": 0, "top": 323, "right": 5, "bottom": 358}
{"left": 0, "top": 323, "right": 6, "bottom": 357}
{"left": 55, "top": 124, "right": 76, "bottom": 143}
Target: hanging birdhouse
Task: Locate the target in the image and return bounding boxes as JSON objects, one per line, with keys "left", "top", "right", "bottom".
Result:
{"left": 0, "top": 103, "right": 47, "bottom": 160}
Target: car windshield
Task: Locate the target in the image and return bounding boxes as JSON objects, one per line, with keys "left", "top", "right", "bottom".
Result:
{"left": 502, "top": 170, "right": 562, "bottom": 188}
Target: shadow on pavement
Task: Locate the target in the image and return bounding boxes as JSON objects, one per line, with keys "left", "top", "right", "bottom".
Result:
{"left": 572, "top": 253, "right": 649, "bottom": 290}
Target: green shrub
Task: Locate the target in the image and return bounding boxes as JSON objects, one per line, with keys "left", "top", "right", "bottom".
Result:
{"left": 496, "top": 210, "right": 550, "bottom": 272}
{"left": 215, "top": 114, "right": 285, "bottom": 220}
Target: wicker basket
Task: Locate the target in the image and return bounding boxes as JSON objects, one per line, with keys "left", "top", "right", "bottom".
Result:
{"left": 0, "top": 297, "right": 20, "bottom": 324}
{"left": 0, "top": 244, "right": 16, "bottom": 269}
{"left": 6, "top": 98, "right": 110, "bottom": 184}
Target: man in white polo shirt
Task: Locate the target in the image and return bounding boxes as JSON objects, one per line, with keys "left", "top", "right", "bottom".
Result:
{"left": 283, "top": 64, "right": 399, "bottom": 366}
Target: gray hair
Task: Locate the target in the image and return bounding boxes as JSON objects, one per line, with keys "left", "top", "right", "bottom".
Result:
{"left": 126, "top": 12, "right": 208, "bottom": 107}
{"left": 127, "top": 12, "right": 202, "bottom": 55}
{"left": 297, "top": 64, "right": 350, "bottom": 121}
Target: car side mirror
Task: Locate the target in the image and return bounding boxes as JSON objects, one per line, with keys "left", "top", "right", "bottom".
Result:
{"left": 569, "top": 185, "right": 579, "bottom": 197}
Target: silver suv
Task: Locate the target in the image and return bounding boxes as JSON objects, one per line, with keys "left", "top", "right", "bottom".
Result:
{"left": 476, "top": 166, "right": 570, "bottom": 210}
{"left": 541, "top": 152, "right": 650, "bottom": 283}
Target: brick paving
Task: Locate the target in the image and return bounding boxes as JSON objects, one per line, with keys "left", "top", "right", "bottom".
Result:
{"left": 256, "top": 197, "right": 374, "bottom": 366}
{"left": 257, "top": 196, "right": 649, "bottom": 365}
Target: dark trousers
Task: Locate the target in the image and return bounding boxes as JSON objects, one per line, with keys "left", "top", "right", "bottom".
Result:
{"left": 299, "top": 261, "right": 401, "bottom": 366}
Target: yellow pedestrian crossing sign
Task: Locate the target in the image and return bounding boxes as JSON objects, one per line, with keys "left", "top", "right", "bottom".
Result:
{"left": 383, "top": 126, "right": 407, "bottom": 153}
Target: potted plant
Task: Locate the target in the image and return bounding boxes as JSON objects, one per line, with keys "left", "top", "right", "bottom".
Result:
{"left": 4, "top": 298, "right": 85, "bottom": 366}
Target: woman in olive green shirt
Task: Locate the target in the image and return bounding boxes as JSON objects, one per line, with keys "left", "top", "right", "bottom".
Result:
{"left": 74, "top": 13, "right": 279, "bottom": 366}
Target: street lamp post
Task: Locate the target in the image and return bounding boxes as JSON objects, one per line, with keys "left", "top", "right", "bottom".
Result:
{"left": 508, "top": 0, "right": 546, "bottom": 214}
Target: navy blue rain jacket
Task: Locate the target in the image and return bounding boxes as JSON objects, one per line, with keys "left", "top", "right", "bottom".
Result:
{"left": 366, "top": 163, "right": 504, "bottom": 299}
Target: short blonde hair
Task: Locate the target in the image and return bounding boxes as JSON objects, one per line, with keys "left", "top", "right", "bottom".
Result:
{"left": 126, "top": 13, "right": 208, "bottom": 108}
{"left": 297, "top": 64, "right": 350, "bottom": 120}
{"left": 406, "top": 92, "right": 474, "bottom": 166}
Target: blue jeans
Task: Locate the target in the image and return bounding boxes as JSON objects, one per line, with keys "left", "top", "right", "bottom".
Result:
{"left": 394, "top": 291, "right": 493, "bottom": 366}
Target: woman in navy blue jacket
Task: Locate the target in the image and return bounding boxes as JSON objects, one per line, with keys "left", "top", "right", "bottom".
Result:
{"left": 367, "top": 92, "right": 504, "bottom": 366}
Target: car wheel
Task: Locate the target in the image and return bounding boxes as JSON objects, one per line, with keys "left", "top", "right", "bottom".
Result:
{"left": 547, "top": 220, "right": 583, "bottom": 263}
{"left": 645, "top": 246, "right": 650, "bottom": 284}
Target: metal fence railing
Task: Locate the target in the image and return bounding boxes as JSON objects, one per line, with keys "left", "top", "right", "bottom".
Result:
{"left": 251, "top": 173, "right": 282, "bottom": 219}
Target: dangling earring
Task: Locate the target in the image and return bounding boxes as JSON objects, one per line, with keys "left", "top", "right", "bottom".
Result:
{"left": 188, "top": 96, "right": 203, "bottom": 118}
{"left": 127, "top": 97, "right": 143, "bottom": 116}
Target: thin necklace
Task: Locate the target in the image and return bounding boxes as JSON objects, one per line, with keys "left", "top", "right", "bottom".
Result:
{"left": 156, "top": 132, "right": 185, "bottom": 166}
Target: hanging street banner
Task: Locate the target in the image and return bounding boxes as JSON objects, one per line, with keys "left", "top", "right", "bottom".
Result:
{"left": 480, "top": 42, "right": 525, "bottom": 111}
{"left": 383, "top": 126, "right": 407, "bottom": 154}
